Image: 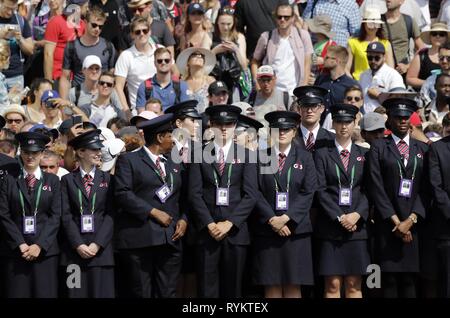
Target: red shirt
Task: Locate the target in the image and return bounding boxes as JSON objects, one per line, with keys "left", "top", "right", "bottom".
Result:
{"left": 44, "top": 15, "right": 85, "bottom": 80}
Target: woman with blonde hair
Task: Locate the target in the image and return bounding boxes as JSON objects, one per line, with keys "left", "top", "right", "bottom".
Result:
{"left": 176, "top": 47, "right": 216, "bottom": 113}
{"left": 201, "top": 0, "right": 221, "bottom": 24}
{"left": 0, "top": 39, "right": 10, "bottom": 110}
{"left": 179, "top": 3, "right": 212, "bottom": 51}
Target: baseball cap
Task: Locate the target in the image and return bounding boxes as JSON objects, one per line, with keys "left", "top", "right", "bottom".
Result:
{"left": 82, "top": 55, "right": 102, "bottom": 69}
{"left": 366, "top": 41, "right": 385, "bottom": 54}
{"left": 41, "top": 90, "right": 60, "bottom": 102}
{"left": 208, "top": 81, "right": 229, "bottom": 96}
{"left": 257, "top": 65, "right": 275, "bottom": 78}
{"left": 360, "top": 112, "right": 386, "bottom": 132}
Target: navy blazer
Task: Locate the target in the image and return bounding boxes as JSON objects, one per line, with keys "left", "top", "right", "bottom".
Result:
{"left": 0, "top": 171, "right": 61, "bottom": 257}
{"left": 428, "top": 136, "right": 450, "bottom": 239}
{"left": 253, "top": 144, "right": 317, "bottom": 236}
{"left": 367, "top": 136, "right": 429, "bottom": 226}
{"left": 60, "top": 169, "right": 114, "bottom": 267}
{"left": 114, "top": 147, "right": 185, "bottom": 250}
{"left": 188, "top": 142, "right": 258, "bottom": 245}
{"left": 0, "top": 153, "right": 20, "bottom": 179}
{"left": 314, "top": 143, "right": 369, "bottom": 240}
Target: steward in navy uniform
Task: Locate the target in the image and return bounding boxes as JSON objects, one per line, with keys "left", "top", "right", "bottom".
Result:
{"left": 252, "top": 111, "right": 317, "bottom": 298}
{"left": 428, "top": 134, "right": 450, "bottom": 297}
{"left": 0, "top": 114, "right": 20, "bottom": 179}
{"left": 0, "top": 132, "right": 61, "bottom": 298}
{"left": 292, "top": 86, "right": 335, "bottom": 153}
{"left": 60, "top": 129, "right": 115, "bottom": 298}
{"left": 114, "top": 114, "right": 187, "bottom": 298}
{"left": 367, "top": 98, "right": 428, "bottom": 298}
{"left": 188, "top": 105, "right": 258, "bottom": 298}
{"left": 165, "top": 100, "right": 202, "bottom": 297}
{"left": 314, "top": 104, "right": 370, "bottom": 298}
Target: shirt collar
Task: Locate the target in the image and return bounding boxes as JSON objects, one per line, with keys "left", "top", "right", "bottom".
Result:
{"left": 335, "top": 139, "right": 352, "bottom": 153}
{"left": 214, "top": 139, "right": 233, "bottom": 159}
{"left": 143, "top": 146, "right": 165, "bottom": 165}
{"left": 274, "top": 144, "right": 291, "bottom": 158}
{"left": 23, "top": 167, "right": 42, "bottom": 180}
{"left": 392, "top": 133, "right": 410, "bottom": 146}
{"left": 300, "top": 123, "right": 320, "bottom": 141}
{"left": 80, "top": 166, "right": 96, "bottom": 179}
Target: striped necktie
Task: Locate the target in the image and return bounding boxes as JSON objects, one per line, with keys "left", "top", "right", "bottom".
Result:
{"left": 155, "top": 157, "right": 166, "bottom": 179}
{"left": 305, "top": 132, "right": 314, "bottom": 151}
{"left": 83, "top": 174, "right": 93, "bottom": 197}
{"left": 25, "top": 174, "right": 37, "bottom": 192}
{"left": 218, "top": 148, "right": 225, "bottom": 176}
{"left": 340, "top": 150, "right": 350, "bottom": 172}
{"left": 278, "top": 153, "right": 286, "bottom": 172}
{"left": 397, "top": 140, "right": 409, "bottom": 162}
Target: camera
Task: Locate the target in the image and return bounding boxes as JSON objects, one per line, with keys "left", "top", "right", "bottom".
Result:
{"left": 45, "top": 100, "right": 58, "bottom": 109}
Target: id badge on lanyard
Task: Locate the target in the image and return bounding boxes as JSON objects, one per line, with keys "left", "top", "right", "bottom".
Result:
{"left": 156, "top": 183, "right": 172, "bottom": 203}
{"left": 23, "top": 215, "right": 36, "bottom": 234}
{"left": 216, "top": 187, "right": 229, "bottom": 206}
{"left": 275, "top": 192, "right": 288, "bottom": 210}
{"left": 336, "top": 164, "right": 355, "bottom": 206}
{"left": 397, "top": 158, "right": 416, "bottom": 198}
{"left": 81, "top": 214, "right": 94, "bottom": 233}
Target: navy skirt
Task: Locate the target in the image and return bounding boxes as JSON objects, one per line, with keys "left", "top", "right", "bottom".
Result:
{"left": 318, "top": 239, "right": 370, "bottom": 276}
{"left": 252, "top": 234, "right": 314, "bottom": 286}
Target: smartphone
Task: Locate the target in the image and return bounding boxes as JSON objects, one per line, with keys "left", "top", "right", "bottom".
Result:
{"left": 72, "top": 115, "right": 82, "bottom": 126}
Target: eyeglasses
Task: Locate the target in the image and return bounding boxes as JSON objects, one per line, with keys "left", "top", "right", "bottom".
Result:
{"left": 90, "top": 22, "right": 104, "bottom": 30}
{"left": 99, "top": 80, "right": 114, "bottom": 88}
{"left": 346, "top": 96, "right": 362, "bottom": 102}
{"left": 300, "top": 104, "right": 321, "bottom": 112}
{"left": 132, "top": 2, "right": 152, "bottom": 13}
{"left": 277, "top": 15, "right": 292, "bottom": 21}
{"left": 6, "top": 118, "right": 23, "bottom": 124}
{"left": 431, "top": 32, "right": 447, "bottom": 37}
{"left": 189, "top": 52, "right": 204, "bottom": 59}
{"left": 439, "top": 55, "right": 450, "bottom": 62}
{"left": 257, "top": 77, "right": 273, "bottom": 83}
{"left": 88, "top": 66, "right": 100, "bottom": 71}
{"left": 40, "top": 165, "right": 56, "bottom": 170}
{"left": 156, "top": 58, "right": 171, "bottom": 64}
{"left": 367, "top": 55, "right": 382, "bottom": 62}
{"left": 134, "top": 28, "right": 149, "bottom": 36}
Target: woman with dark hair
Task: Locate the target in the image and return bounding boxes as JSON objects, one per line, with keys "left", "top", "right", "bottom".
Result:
{"left": 24, "top": 78, "right": 53, "bottom": 123}
{"left": 346, "top": 7, "right": 394, "bottom": 80}
{"left": 179, "top": 3, "right": 212, "bottom": 51}
{"left": 211, "top": 6, "right": 249, "bottom": 101}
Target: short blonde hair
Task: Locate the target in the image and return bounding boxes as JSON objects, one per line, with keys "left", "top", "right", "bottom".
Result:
{"left": 0, "top": 39, "right": 10, "bottom": 58}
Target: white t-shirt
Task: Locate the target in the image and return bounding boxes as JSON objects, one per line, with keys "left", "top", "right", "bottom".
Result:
{"left": 438, "top": 0, "right": 450, "bottom": 29}
{"left": 114, "top": 44, "right": 159, "bottom": 110}
{"left": 360, "top": 64, "right": 405, "bottom": 113}
{"left": 272, "top": 37, "right": 298, "bottom": 94}
{"left": 89, "top": 104, "right": 119, "bottom": 128}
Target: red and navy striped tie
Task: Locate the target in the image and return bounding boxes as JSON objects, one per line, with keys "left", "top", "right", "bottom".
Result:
{"left": 397, "top": 140, "right": 409, "bottom": 162}
{"left": 340, "top": 150, "right": 350, "bottom": 172}
{"left": 278, "top": 153, "right": 286, "bottom": 172}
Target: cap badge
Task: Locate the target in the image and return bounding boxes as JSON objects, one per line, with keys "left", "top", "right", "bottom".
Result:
{"left": 93, "top": 136, "right": 99, "bottom": 140}
{"left": 398, "top": 104, "right": 406, "bottom": 109}
{"left": 48, "top": 91, "right": 53, "bottom": 97}
{"left": 371, "top": 43, "right": 376, "bottom": 49}
{"left": 306, "top": 92, "right": 315, "bottom": 97}
{"left": 278, "top": 118, "right": 286, "bottom": 123}
{"left": 217, "top": 82, "right": 223, "bottom": 87}
{"left": 338, "top": 110, "right": 346, "bottom": 114}
{"left": 220, "top": 111, "right": 227, "bottom": 116}
{"left": 28, "top": 139, "right": 36, "bottom": 145}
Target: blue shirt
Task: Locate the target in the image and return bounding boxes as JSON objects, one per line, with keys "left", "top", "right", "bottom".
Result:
{"left": 315, "top": 72, "right": 359, "bottom": 111}
{"left": 302, "top": 0, "right": 361, "bottom": 47}
{"left": 135, "top": 76, "right": 190, "bottom": 111}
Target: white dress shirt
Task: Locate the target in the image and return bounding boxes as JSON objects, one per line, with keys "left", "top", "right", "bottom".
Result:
{"left": 143, "top": 146, "right": 166, "bottom": 176}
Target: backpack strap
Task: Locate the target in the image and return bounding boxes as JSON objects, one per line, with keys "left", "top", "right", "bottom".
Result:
{"left": 173, "top": 80, "right": 181, "bottom": 104}
{"left": 102, "top": 40, "right": 114, "bottom": 69}
{"left": 282, "top": 91, "right": 289, "bottom": 110}
{"left": 247, "top": 89, "right": 257, "bottom": 106}
{"left": 74, "top": 84, "right": 81, "bottom": 106}
{"left": 402, "top": 13, "right": 414, "bottom": 40}
{"left": 144, "top": 78, "right": 153, "bottom": 100}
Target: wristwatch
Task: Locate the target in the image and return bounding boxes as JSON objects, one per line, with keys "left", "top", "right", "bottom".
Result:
{"left": 408, "top": 214, "right": 418, "bottom": 224}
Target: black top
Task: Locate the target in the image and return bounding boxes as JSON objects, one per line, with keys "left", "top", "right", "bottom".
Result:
{"left": 418, "top": 48, "right": 440, "bottom": 81}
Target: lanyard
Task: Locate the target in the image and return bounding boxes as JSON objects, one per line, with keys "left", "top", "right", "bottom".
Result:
{"left": 335, "top": 164, "right": 355, "bottom": 189}
{"left": 397, "top": 157, "right": 417, "bottom": 180}
{"left": 78, "top": 189, "right": 97, "bottom": 215}
{"left": 152, "top": 161, "right": 173, "bottom": 186}
{"left": 213, "top": 164, "right": 233, "bottom": 188}
{"left": 19, "top": 181, "right": 42, "bottom": 216}
{"left": 274, "top": 167, "right": 292, "bottom": 193}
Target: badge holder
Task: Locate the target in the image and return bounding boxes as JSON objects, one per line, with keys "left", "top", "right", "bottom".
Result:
{"left": 81, "top": 215, "right": 95, "bottom": 233}
{"left": 156, "top": 184, "right": 172, "bottom": 203}
{"left": 275, "top": 192, "right": 289, "bottom": 210}
{"left": 398, "top": 178, "right": 413, "bottom": 198}
{"left": 23, "top": 215, "right": 36, "bottom": 235}
{"left": 216, "top": 187, "right": 229, "bottom": 206}
{"left": 339, "top": 188, "right": 352, "bottom": 206}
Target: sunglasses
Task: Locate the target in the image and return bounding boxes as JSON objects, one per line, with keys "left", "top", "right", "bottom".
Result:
{"left": 257, "top": 77, "right": 273, "bottom": 83}
{"left": 277, "top": 15, "right": 292, "bottom": 21}
{"left": 431, "top": 32, "right": 447, "bottom": 37}
{"left": 99, "top": 80, "right": 114, "bottom": 88}
{"left": 439, "top": 55, "right": 450, "bottom": 62}
{"left": 40, "top": 165, "right": 57, "bottom": 170}
{"left": 6, "top": 118, "right": 23, "bottom": 124}
{"left": 132, "top": 3, "right": 152, "bottom": 13}
{"left": 134, "top": 28, "right": 149, "bottom": 36}
{"left": 156, "top": 58, "right": 171, "bottom": 64}
{"left": 346, "top": 96, "right": 362, "bottom": 102}
{"left": 189, "top": 52, "right": 204, "bottom": 59}
{"left": 90, "top": 22, "right": 104, "bottom": 30}
{"left": 367, "top": 55, "right": 382, "bottom": 62}
{"left": 366, "top": 22, "right": 381, "bottom": 29}
{"left": 219, "top": 7, "right": 235, "bottom": 15}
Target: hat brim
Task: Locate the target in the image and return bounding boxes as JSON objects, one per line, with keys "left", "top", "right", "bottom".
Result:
{"left": 176, "top": 48, "right": 217, "bottom": 77}
{"left": 332, "top": 115, "right": 356, "bottom": 122}
{"left": 299, "top": 97, "right": 324, "bottom": 105}
{"left": 210, "top": 117, "right": 238, "bottom": 124}
{"left": 361, "top": 19, "right": 385, "bottom": 25}
{"left": 183, "top": 111, "right": 202, "bottom": 119}
{"left": 420, "top": 30, "right": 450, "bottom": 45}
{"left": 127, "top": 0, "right": 151, "bottom": 8}
{"left": 306, "top": 19, "right": 335, "bottom": 39}
{"left": 362, "top": 124, "right": 386, "bottom": 132}
{"left": 389, "top": 110, "right": 414, "bottom": 117}
{"left": 21, "top": 144, "right": 45, "bottom": 152}
{"left": 269, "top": 123, "right": 298, "bottom": 129}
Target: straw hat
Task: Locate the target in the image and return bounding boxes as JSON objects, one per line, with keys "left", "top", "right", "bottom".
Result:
{"left": 361, "top": 7, "right": 384, "bottom": 24}
{"left": 306, "top": 15, "right": 335, "bottom": 39}
{"left": 420, "top": 22, "right": 450, "bottom": 45}
{"left": 176, "top": 48, "right": 216, "bottom": 77}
